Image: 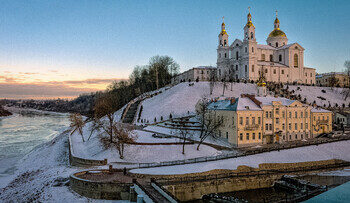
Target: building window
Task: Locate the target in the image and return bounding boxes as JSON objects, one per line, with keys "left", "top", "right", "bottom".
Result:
{"left": 246, "top": 133, "right": 249, "bottom": 140}
{"left": 252, "top": 47, "right": 254, "bottom": 53}
{"left": 282, "top": 70, "right": 284, "bottom": 74}
{"left": 295, "top": 123, "right": 298, "bottom": 130}
{"left": 236, "top": 51, "right": 239, "bottom": 60}
{"left": 240, "top": 133, "right": 243, "bottom": 140}
{"left": 305, "top": 123, "right": 308, "bottom": 129}
{"left": 252, "top": 65, "right": 254, "bottom": 72}
{"left": 261, "top": 54, "right": 265, "bottom": 61}
{"left": 259, "top": 133, "right": 261, "bottom": 139}
{"left": 245, "top": 47, "right": 247, "bottom": 53}
{"left": 276, "top": 118, "right": 279, "bottom": 124}
{"left": 253, "top": 133, "right": 256, "bottom": 139}
{"left": 265, "top": 124, "right": 269, "bottom": 130}
{"left": 236, "top": 65, "right": 238, "bottom": 71}
{"left": 289, "top": 112, "right": 292, "bottom": 118}
{"left": 289, "top": 123, "right": 291, "bottom": 130}
{"left": 295, "top": 134, "right": 298, "bottom": 139}
{"left": 224, "top": 39, "right": 227, "bottom": 45}
{"left": 239, "top": 117, "right": 243, "bottom": 125}
{"left": 269, "top": 111, "right": 272, "bottom": 118}
{"left": 294, "top": 54, "right": 299, "bottom": 67}
{"left": 301, "top": 112, "right": 303, "bottom": 118}
{"left": 245, "top": 65, "right": 247, "bottom": 72}
{"left": 295, "top": 112, "right": 298, "bottom": 118}
{"left": 301, "top": 123, "right": 303, "bottom": 129}
{"left": 266, "top": 111, "right": 269, "bottom": 118}
{"left": 226, "top": 132, "right": 228, "bottom": 139}
{"left": 258, "top": 117, "right": 261, "bottom": 124}
{"left": 219, "top": 53, "right": 221, "bottom": 58}
{"left": 252, "top": 117, "right": 255, "bottom": 124}
{"left": 279, "top": 54, "right": 282, "bottom": 62}
{"left": 276, "top": 42, "right": 279, "bottom": 47}
{"left": 225, "top": 53, "right": 227, "bottom": 58}
{"left": 251, "top": 32, "right": 254, "bottom": 39}
{"left": 265, "top": 69, "right": 268, "bottom": 73}
{"left": 276, "top": 108, "right": 279, "bottom": 115}
{"left": 305, "top": 112, "right": 308, "bottom": 118}
{"left": 282, "top": 111, "right": 285, "bottom": 118}
{"left": 270, "top": 55, "right": 273, "bottom": 62}
{"left": 282, "top": 123, "right": 285, "bottom": 130}
{"left": 269, "top": 124, "right": 272, "bottom": 130}
{"left": 246, "top": 117, "right": 249, "bottom": 125}
{"left": 273, "top": 69, "right": 276, "bottom": 74}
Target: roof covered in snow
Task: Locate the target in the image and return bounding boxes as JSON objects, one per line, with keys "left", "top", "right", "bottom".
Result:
{"left": 257, "top": 44, "right": 276, "bottom": 50}
{"left": 311, "top": 107, "right": 332, "bottom": 113}
{"left": 193, "top": 66, "right": 216, "bottom": 69}
{"left": 255, "top": 96, "right": 296, "bottom": 106}
{"left": 208, "top": 97, "right": 261, "bottom": 111}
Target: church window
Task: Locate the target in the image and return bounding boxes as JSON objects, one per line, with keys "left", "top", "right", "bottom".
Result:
{"left": 220, "top": 40, "right": 222, "bottom": 46}
{"left": 273, "top": 69, "right": 276, "bottom": 74}
{"left": 276, "top": 42, "right": 279, "bottom": 47}
{"left": 261, "top": 54, "right": 265, "bottom": 61}
{"left": 269, "top": 43, "right": 271, "bottom": 46}
{"left": 294, "top": 54, "right": 299, "bottom": 67}
{"left": 270, "top": 55, "right": 273, "bottom": 62}
{"left": 289, "top": 123, "right": 291, "bottom": 130}
{"left": 265, "top": 69, "right": 268, "bottom": 73}
{"left": 245, "top": 47, "right": 247, "bottom": 53}
{"left": 201, "top": 70, "right": 204, "bottom": 74}
{"left": 245, "top": 32, "right": 248, "bottom": 39}
{"left": 224, "top": 40, "right": 227, "bottom": 45}
{"left": 251, "top": 32, "right": 254, "bottom": 39}
{"left": 236, "top": 65, "right": 238, "bottom": 71}
{"left": 236, "top": 75, "right": 238, "bottom": 79}
{"left": 282, "top": 70, "right": 284, "bottom": 74}
{"left": 236, "top": 51, "right": 239, "bottom": 60}
{"left": 245, "top": 65, "right": 247, "bottom": 72}
{"left": 305, "top": 73, "right": 307, "bottom": 76}
{"left": 295, "top": 123, "right": 297, "bottom": 130}
{"left": 279, "top": 54, "right": 282, "bottom": 62}
{"left": 219, "top": 69, "right": 221, "bottom": 76}
{"left": 219, "top": 53, "right": 221, "bottom": 58}
{"left": 252, "top": 47, "right": 254, "bottom": 53}
{"left": 225, "top": 53, "right": 227, "bottom": 58}
{"left": 252, "top": 65, "right": 254, "bottom": 72}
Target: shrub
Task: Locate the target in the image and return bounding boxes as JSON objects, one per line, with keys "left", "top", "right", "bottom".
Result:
{"left": 169, "top": 113, "right": 172, "bottom": 119}
{"left": 321, "top": 89, "right": 326, "bottom": 93}
{"left": 154, "top": 117, "right": 157, "bottom": 122}
{"left": 160, "top": 116, "right": 163, "bottom": 121}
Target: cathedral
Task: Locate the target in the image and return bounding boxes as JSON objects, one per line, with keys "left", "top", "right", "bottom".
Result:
{"left": 217, "top": 11, "right": 316, "bottom": 84}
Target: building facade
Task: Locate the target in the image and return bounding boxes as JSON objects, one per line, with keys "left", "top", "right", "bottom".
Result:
{"left": 207, "top": 94, "right": 332, "bottom": 147}
{"left": 316, "top": 72, "right": 350, "bottom": 87}
{"left": 217, "top": 11, "right": 316, "bottom": 84}
{"left": 171, "top": 66, "right": 217, "bottom": 84}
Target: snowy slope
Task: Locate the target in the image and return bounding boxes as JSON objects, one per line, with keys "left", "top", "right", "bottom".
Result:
{"left": 137, "top": 82, "right": 259, "bottom": 124}
{"left": 288, "top": 85, "right": 350, "bottom": 107}
{"left": 130, "top": 140, "right": 350, "bottom": 175}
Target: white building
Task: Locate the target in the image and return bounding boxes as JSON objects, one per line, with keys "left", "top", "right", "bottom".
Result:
{"left": 217, "top": 11, "right": 316, "bottom": 84}
{"left": 171, "top": 66, "right": 217, "bottom": 84}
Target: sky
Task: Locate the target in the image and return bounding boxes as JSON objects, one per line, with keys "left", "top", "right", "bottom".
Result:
{"left": 0, "top": 0, "right": 349, "bottom": 99}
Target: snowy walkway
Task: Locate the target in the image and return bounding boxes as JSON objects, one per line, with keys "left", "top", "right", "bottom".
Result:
{"left": 130, "top": 140, "right": 350, "bottom": 175}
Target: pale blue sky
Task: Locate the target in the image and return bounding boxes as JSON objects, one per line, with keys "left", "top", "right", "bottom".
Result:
{"left": 0, "top": 0, "right": 349, "bottom": 98}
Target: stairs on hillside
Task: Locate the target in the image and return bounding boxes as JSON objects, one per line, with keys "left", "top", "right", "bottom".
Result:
{"left": 122, "top": 100, "right": 141, "bottom": 123}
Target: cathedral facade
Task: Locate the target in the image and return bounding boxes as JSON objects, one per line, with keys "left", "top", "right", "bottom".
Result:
{"left": 217, "top": 12, "right": 316, "bottom": 84}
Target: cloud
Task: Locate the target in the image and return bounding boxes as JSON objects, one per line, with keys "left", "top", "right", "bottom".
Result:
{"left": 0, "top": 78, "right": 126, "bottom": 99}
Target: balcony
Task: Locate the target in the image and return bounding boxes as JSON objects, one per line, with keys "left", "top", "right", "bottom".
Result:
{"left": 244, "top": 124, "right": 260, "bottom": 131}
{"left": 317, "top": 120, "right": 329, "bottom": 125}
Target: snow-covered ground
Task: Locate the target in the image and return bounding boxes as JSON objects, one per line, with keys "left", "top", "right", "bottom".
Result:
{"left": 136, "top": 82, "right": 260, "bottom": 124}
{"left": 130, "top": 140, "right": 350, "bottom": 175}
{"left": 288, "top": 85, "right": 350, "bottom": 107}
{"left": 70, "top": 123, "right": 222, "bottom": 164}
{"left": 0, "top": 131, "right": 96, "bottom": 202}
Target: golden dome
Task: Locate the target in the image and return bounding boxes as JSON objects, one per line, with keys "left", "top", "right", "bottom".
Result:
{"left": 268, "top": 29, "right": 287, "bottom": 38}
{"left": 257, "top": 75, "right": 266, "bottom": 87}
{"left": 220, "top": 29, "right": 228, "bottom": 35}
{"left": 246, "top": 21, "right": 254, "bottom": 28}
{"left": 274, "top": 17, "right": 280, "bottom": 24}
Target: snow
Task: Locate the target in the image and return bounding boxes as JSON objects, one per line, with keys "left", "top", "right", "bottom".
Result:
{"left": 288, "top": 85, "right": 350, "bottom": 107}
{"left": 130, "top": 140, "right": 350, "bottom": 175}
{"left": 70, "top": 123, "right": 222, "bottom": 164}
{"left": 137, "top": 82, "right": 260, "bottom": 124}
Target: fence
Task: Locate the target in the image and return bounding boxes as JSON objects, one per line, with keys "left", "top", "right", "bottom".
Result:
{"left": 155, "top": 161, "right": 350, "bottom": 185}
{"left": 137, "top": 136, "right": 350, "bottom": 169}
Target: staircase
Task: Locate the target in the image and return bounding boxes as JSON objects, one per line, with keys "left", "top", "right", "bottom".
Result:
{"left": 122, "top": 100, "right": 141, "bottom": 123}
{"left": 133, "top": 180, "right": 173, "bottom": 203}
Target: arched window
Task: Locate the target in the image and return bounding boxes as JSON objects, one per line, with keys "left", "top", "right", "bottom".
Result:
{"left": 224, "top": 40, "right": 227, "bottom": 45}
{"left": 236, "top": 65, "right": 238, "bottom": 71}
{"left": 236, "top": 51, "right": 239, "bottom": 60}
{"left": 261, "top": 54, "right": 265, "bottom": 61}
{"left": 270, "top": 54, "right": 273, "bottom": 62}
{"left": 245, "top": 47, "right": 247, "bottom": 53}
{"left": 252, "top": 47, "right": 254, "bottom": 53}
{"left": 220, "top": 40, "right": 222, "bottom": 46}
{"left": 251, "top": 32, "right": 254, "bottom": 39}
{"left": 279, "top": 54, "right": 282, "bottom": 62}
{"left": 276, "top": 42, "right": 279, "bottom": 47}
{"left": 294, "top": 54, "right": 299, "bottom": 67}
{"left": 224, "top": 53, "right": 227, "bottom": 58}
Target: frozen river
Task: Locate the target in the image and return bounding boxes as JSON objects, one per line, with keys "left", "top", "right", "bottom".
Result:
{"left": 0, "top": 109, "right": 70, "bottom": 182}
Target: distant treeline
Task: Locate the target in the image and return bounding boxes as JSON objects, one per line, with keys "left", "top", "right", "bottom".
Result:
{"left": 3, "top": 55, "right": 179, "bottom": 117}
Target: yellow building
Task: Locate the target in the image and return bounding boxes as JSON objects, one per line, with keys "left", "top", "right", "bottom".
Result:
{"left": 207, "top": 95, "right": 332, "bottom": 147}
{"left": 316, "top": 72, "right": 350, "bottom": 87}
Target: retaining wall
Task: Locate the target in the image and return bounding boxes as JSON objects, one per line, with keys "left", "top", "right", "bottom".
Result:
{"left": 70, "top": 170, "right": 132, "bottom": 200}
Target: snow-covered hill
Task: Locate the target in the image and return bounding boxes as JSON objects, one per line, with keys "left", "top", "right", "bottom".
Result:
{"left": 137, "top": 82, "right": 260, "bottom": 124}
{"left": 288, "top": 85, "right": 350, "bottom": 107}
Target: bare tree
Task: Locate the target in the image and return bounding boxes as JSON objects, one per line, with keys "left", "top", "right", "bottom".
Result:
{"left": 177, "top": 118, "right": 193, "bottom": 154}
{"left": 196, "top": 98, "right": 224, "bottom": 150}
{"left": 328, "top": 74, "right": 339, "bottom": 89}
{"left": 69, "top": 113, "right": 85, "bottom": 142}
{"left": 209, "top": 70, "right": 216, "bottom": 95}
{"left": 342, "top": 60, "right": 350, "bottom": 99}
{"left": 113, "top": 123, "right": 137, "bottom": 159}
